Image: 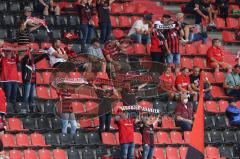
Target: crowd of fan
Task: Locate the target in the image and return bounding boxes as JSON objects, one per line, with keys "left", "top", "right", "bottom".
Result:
{"left": 0, "top": 0, "right": 240, "bottom": 158}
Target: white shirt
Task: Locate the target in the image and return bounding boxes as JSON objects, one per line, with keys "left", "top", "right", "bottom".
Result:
{"left": 48, "top": 47, "right": 67, "bottom": 66}
{"left": 128, "top": 19, "right": 149, "bottom": 36}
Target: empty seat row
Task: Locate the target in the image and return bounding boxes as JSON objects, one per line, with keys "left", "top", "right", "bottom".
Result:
{"left": 205, "top": 130, "right": 240, "bottom": 144}
{"left": 6, "top": 148, "right": 97, "bottom": 159}
{"left": 2, "top": 132, "right": 102, "bottom": 148}
{"left": 222, "top": 31, "right": 240, "bottom": 44}
{"left": 205, "top": 100, "right": 240, "bottom": 114}
{"left": 215, "top": 17, "right": 240, "bottom": 30}
{"left": 110, "top": 3, "right": 163, "bottom": 14}
{"left": 205, "top": 115, "right": 229, "bottom": 130}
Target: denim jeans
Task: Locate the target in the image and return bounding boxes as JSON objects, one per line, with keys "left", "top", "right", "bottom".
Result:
{"left": 22, "top": 82, "right": 36, "bottom": 104}
{"left": 130, "top": 33, "right": 151, "bottom": 44}
{"left": 189, "top": 33, "right": 207, "bottom": 44}
{"left": 80, "top": 24, "right": 93, "bottom": 45}
{"left": 100, "top": 22, "right": 112, "bottom": 44}
{"left": 176, "top": 120, "right": 192, "bottom": 131}
{"left": 3, "top": 82, "right": 18, "bottom": 107}
{"left": 142, "top": 144, "right": 154, "bottom": 159}
{"left": 99, "top": 113, "right": 111, "bottom": 132}
{"left": 166, "top": 53, "right": 180, "bottom": 65}
{"left": 61, "top": 113, "right": 77, "bottom": 135}
{"left": 120, "top": 143, "right": 135, "bottom": 159}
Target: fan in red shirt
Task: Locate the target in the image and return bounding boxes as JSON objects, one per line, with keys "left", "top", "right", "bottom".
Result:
{"left": 159, "top": 66, "right": 177, "bottom": 100}
{"left": 0, "top": 51, "right": 19, "bottom": 112}
{"left": 115, "top": 111, "right": 138, "bottom": 159}
{"left": 207, "top": 39, "right": 231, "bottom": 72}
{"left": 175, "top": 67, "right": 197, "bottom": 101}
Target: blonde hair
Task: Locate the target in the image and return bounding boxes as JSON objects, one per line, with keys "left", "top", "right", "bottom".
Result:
{"left": 176, "top": 13, "right": 184, "bottom": 19}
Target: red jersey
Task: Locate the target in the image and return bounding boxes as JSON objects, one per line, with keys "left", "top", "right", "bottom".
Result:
{"left": 0, "top": 88, "right": 6, "bottom": 114}
{"left": 1, "top": 57, "right": 19, "bottom": 82}
{"left": 207, "top": 46, "right": 223, "bottom": 65}
{"left": 150, "top": 31, "right": 164, "bottom": 53}
{"left": 159, "top": 73, "right": 175, "bottom": 91}
{"left": 175, "top": 74, "right": 190, "bottom": 91}
{"left": 117, "top": 119, "right": 134, "bottom": 144}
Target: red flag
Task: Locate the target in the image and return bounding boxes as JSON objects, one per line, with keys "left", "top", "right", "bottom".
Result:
{"left": 186, "top": 73, "right": 205, "bottom": 159}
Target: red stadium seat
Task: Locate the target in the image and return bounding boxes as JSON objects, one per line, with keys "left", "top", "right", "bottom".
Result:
{"left": 166, "top": 147, "right": 180, "bottom": 159}
{"left": 156, "top": 131, "right": 171, "bottom": 144}
{"left": 50, "top": 86, "right": 59, "bottom": 99}
{"left": 205, "top": 101, "right": 219, "bottom": 113}
{"left": 112, "top": 29, "right": 125, "bottom": 39}
{"left": 170, "top": 131, "right": 184, "bottom": 144}
{"left": 79, "top": 118, "right": 93, "bottom": 128}
{"left": 24, "top": 149, "right": 38, "bottom": 159}
{"left": 135, "top": 4, "right": 147, "bottom": 14}
{"left": 8, "top": 118, "right": 27, "bottom": 132}
{"left": 39, "top": 149, "right": 52, "bottom": 159}
{"left": 101, "top": 132, "right": 117, "bottom": 145}
{"left": 193, "top": 57, "right": 206, "bottom": 68}
{"left": 185, "top": 44, "right": 197, "bottom": 55}
{"left": 9, "top": 150, "right": 22, "bottom": 159}
{"left": 214, "top": 72, "right": 225, "bottom": 83}
{"left": 218, "top": 100, "right": 229, "bottom": 113}
{"left": 162, "top": 116, "right": 178, "bottom": 129}
{"left": 183, "top": 131, "right": 191, "bottom": 144}
{"left": 181, "top": 57, "right": 193, "bottom": 69}
{"left": 69, "top": 72, "right": 81, "bottom": 78}
{"left": 30, "top": 133, "right": 47, "bottom": 147}
{"left": 36, "top": 72, "right": 43, "bottom": 84}
{"left": 42, "top": 72, "right": 52, "bottom": 84}
{"left": 2, "top": 134, "right": 16, "bottom": 148}
{"left": 123, "top": 3, "right": 136, "bottom": 14}
{"left": 203, "top": 72, "right": 215, "bottom": 83}
{"left": 93, "top": 118, "right": 99, "bottom": 127}
{"left": 211, "top": 86, "right": 228, "bottom": 98}
{"left": 153, "top": 148, "right": 165, "bottom": 159}
{"left": 111, "top": 3, "right": 123, "bottom": 14}
{"left": 134, "top": 132, "right": 142, "bottom": 145}
{"left": 36, "top": 86, "right": 50, "bottom": 99}
{"left": 226, "top": 17, "right": 238, "bottom": 29}
{"left": 71, "top": 102, "right": 85, "bottom": 114}
{"left": 215, "top": 18, "right": 226, "bottom": 29}
{"left": 222, "top": 31, "right": 237, "bottom": 43}
{"left": 110, "top": 16, "right": 118, "bottom": 28}
{"left": 53, "top": 149, "right": 67, "bottom": 159}
{"left": 236, "top": 101, "right": 240, "bottom": 109}
{"left": 205, "top": 146, "right": 220, "bottom": 159}
{"left": 197, "top": 44, "right": 210, "bottom": 55}
{"left": 16, "top": 133, "right": 30, "bottom": 147}
{"left": 118, "top": 16, "right": 131, "bottom": 27}
{"left": 85, "top": 101, "right": 98, "bottom": 114}
{"left": 134, "top": 44, "right": 147, "bottom": 55}
{"left": 179, "top": 147, "right": 188, "bottom": 159}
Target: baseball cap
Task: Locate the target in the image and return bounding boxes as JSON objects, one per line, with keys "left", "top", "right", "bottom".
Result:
{"left": 24, "top": 6, "right": 32, "bottom": 12}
